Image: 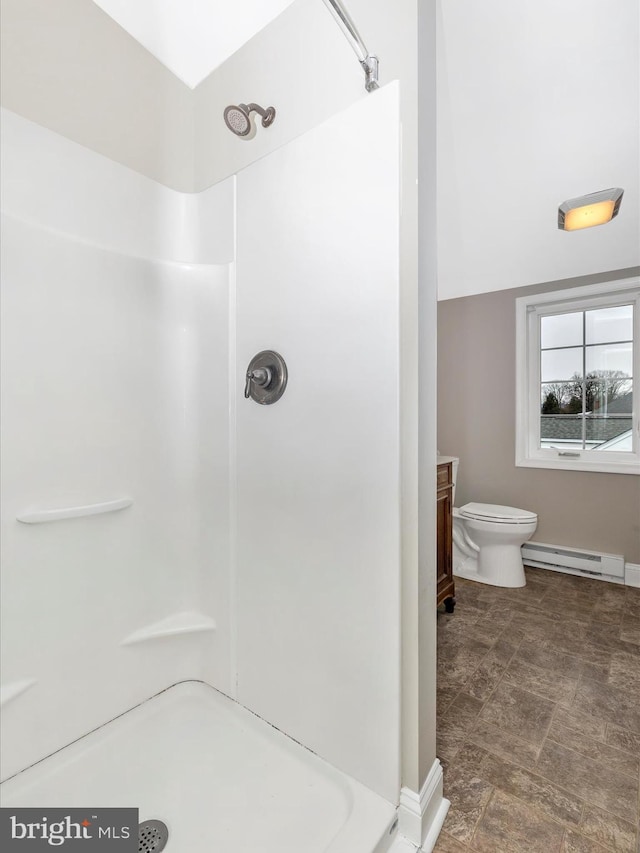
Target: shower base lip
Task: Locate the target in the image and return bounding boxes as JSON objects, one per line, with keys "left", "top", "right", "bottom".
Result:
{"left": 0, "top": 680, "right": 397, "bottom": 853}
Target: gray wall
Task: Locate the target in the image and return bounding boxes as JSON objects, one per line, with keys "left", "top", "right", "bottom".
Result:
{"left": 438, "top": 268, "right": 640, "bottom": 564}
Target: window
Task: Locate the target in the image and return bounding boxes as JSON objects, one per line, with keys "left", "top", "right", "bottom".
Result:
{"left": 516, "top": 279, "right": 640, "bottom": 475}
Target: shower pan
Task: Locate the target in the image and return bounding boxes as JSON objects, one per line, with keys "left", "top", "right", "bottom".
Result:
{"left": 1, "top": 683, "right": 396, "bottom": 853}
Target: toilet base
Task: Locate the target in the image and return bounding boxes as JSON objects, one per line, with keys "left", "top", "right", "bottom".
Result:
{"left": 453, "top": 544, "right": 526, "bottom": 588}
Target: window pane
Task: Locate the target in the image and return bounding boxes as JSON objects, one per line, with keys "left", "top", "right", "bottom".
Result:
{"left": 540, "top": 382, "right": 583, "bottom": 414}
{"left": 589, "top": 380, "right": 633, "bottom": 415}
{"left": 541, "top": 312, "right": 583, "bottom": 349}
{"left": 539, "top": 404, "right": 633, "bottom": 451}
{"left": 599, "top": 432, "right": 633, "bottom": 451}
{"left": 539, "top": 411, "right": 584, "bottom": 450}
{"left": 590, "top": 387, "right": 633, "bottom": 450}
{"left": 541, "top": 347, "right": 582, "bottom": 382}
{"left": 585, "top": 342, "right": 633, "bottom": 376}
{"left": 584, "top": 416, "right": 632, "bottom": 450}
{"left": 586, "top": 304, "right": 633, "bottom": 344}
{"left": 597, "top": 417, "right": 634, "bottom": 451}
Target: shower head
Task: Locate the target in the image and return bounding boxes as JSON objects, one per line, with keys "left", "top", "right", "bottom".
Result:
{"left": 223, "top": 103, "right": 276, "bottom": 138}
{"left": 224, "top": 105, "right": 252, "bottom": 137}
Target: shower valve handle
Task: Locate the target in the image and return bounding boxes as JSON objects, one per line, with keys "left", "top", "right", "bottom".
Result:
{"left": 243, "top": 351, "right": 288, "bottom": 405}
{"left": 244, "top": 366, "right": 272, "bottom": 398}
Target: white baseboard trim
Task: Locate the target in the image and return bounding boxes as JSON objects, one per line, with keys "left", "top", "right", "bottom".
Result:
{"left": 420, "top": 798, "right": 451, "bottom": 853}
{"left": 399, "top": 759, "right": 450, "bottom": 850}
{"left": 626, "top": 563, "right": 640, "bottom": 588}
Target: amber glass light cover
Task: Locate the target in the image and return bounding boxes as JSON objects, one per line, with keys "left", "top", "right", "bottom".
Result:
{"left": 558, "top": 188, "right": 624, "bottom": 231}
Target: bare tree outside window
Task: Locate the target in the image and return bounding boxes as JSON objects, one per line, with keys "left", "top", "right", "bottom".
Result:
{"left": 540, "top": 370, "right": 631, "bottom": 415}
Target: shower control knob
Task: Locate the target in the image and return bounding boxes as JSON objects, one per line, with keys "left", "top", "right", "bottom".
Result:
{"left": 244, "top": 367, "right": 271, "bottom": 398}
{"left": 244, "top": 351, "right": 288, "bottom": 405}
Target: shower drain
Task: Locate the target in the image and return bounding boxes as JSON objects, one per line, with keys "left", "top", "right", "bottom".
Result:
{"left": 138, "top": 819, "right": 169, "bottom": 852}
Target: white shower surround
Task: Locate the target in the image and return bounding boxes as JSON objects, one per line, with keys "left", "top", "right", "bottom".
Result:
{"left": 0, "top": 83, "right": 402, "bottom": 844}
{"left": 1, "top": 219, "right": 233, "bottom": 759}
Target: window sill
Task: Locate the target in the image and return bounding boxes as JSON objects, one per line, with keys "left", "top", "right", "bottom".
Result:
{"left": 515, "top": 454, "right": 640, "bottom": 476}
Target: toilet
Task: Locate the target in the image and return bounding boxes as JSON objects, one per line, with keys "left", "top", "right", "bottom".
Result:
{"left": 449, "top": 458, "right": 537, "bottom": 588}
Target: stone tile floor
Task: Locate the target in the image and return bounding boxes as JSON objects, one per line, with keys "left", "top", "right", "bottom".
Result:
{"left": 434, "top": 566, "right": 640, "bottom": 853}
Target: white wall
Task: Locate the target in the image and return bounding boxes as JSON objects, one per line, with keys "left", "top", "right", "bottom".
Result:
{"left": 192, "top": 0, "right": 419, "bottom": 191}
{"left": 235, "top": 86, "right": 401, "bottom": 804}
{"left": 0, "top": 0, "right": 195, "bottom": 191}
{"left": 91, "top": 0, "right": 299, "bottom": 89}
{"left": 0, "top": 113, "right": 234, "bottom": 779}
{"left": 437, "top": 0, "right": 640, "bottom": 300}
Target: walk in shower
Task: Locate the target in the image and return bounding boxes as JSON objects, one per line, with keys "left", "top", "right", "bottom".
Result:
{"left": 0, "top": 0, "right": 425, "bottom": 845}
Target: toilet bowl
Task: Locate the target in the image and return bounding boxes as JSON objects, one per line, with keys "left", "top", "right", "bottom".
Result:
{"left": 453, "top": 503, "right": 537, "bottom": 588}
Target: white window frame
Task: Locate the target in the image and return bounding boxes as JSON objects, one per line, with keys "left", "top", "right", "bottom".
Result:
{"left": 516, "top": 278, "right": 640, "bottom": 475}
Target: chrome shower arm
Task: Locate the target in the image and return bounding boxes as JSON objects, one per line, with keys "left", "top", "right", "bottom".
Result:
{"left": 245, "top": 103, "right": 271, "bottom": 121}
{"left": 321, "top": 0, "right": 379, "bottom": 92}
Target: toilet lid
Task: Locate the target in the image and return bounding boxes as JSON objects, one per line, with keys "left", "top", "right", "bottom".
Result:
{"left": 460, "top": 502, "right": 537, "bottom": 523}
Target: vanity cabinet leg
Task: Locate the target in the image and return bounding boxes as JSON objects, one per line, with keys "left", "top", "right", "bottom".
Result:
{"left": 444, "top": 596, "right": 456, "bottom": 613}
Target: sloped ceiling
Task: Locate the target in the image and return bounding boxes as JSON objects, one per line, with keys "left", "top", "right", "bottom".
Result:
{"left": 437, "top": 0, "right": 639, "bottom": 299}
{"left": 91, "top": 0, "right": 297, "bottom": 88}
{"left": 90, "top": 0, "right": 639, "bottom": 299}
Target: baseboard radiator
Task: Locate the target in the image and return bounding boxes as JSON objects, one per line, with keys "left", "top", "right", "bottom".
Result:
{"left": 521, "top": 541, "right": 625, "bottom": 581}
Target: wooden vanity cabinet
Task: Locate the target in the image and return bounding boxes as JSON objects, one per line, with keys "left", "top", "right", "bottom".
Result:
{"left": 436, "top": 461, "right": 455, "bottom": 612}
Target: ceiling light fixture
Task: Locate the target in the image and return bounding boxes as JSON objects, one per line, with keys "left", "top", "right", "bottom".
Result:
{"left": 558, "top": 187, "right": 624, "bottom": 231}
